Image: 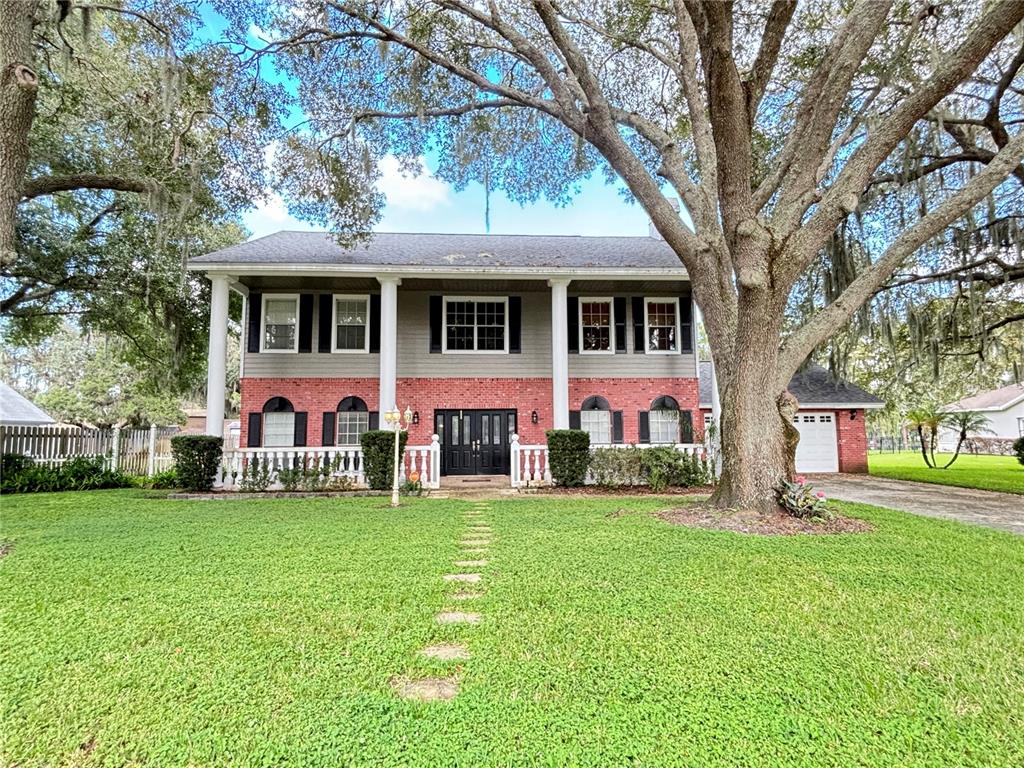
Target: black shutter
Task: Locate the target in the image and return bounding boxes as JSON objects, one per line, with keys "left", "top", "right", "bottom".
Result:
{"left": 632, "top": 297, "right": 645, "bottom": 353}
{"left": 680, "top": 410, "right": 694, "bottom": 443}
{"left": 368, "top": 411, "right": 379, "bottom": 430}
{"left": 509, "top": 296, "right": 522, "bottom": 353}
{"left": 369, "top": 294, "right": 381, "bottom": 353}
{"left": 568, "top": 410, "right": 581, "bottom": 430}
{"left": 614, "top": 297, "right": 627, "bottom": 352}
{"left": 293, "top": 412, "right": 308, "bottom": 446}
{"left": 612, "top": 411, "right": 624, "bottom": 443}
{"left": 247, "top": 413, "right": 262, "bottom": 447}
{"left": 322, "top": 412, "right": 336, "bottom": 446}
{"left": 429, "top": 296, "right": 443, "bottom": 353}
{"left": 298, "top": 295, "right": 314, "bottom": 353}
{"left": 638, "top": 411, "right": 650, "bottom": 443}
{"left": 247, "top": 293, "right": 262, "bottom": 353}
{"left": 567, "top": 296, "right": 579, "bottom": 353}
{"left": 680, "top": 296, "right": 693, "bottom": 353}
{"left": 318, "top": 294, "right": 332, "bottom": 353}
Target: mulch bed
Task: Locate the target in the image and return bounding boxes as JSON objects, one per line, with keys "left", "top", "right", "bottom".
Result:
{"left": 531, "top": 485, "right": 716, "bottom": 497}
{"left": 659, "top": 506, "right": 873, "bottom": 536}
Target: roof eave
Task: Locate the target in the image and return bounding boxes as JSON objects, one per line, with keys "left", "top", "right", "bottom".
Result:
{"left": 186, "top": 262, "right": 690, "bottom": 281}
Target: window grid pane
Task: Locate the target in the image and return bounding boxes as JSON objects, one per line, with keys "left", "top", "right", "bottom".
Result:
{"left": 445, "top": 300, "right": 505, "bottom": 351}
{"left": 649, "top": 410, "right": 678, "bottom": 444}
{"left": 335, "top": 298, "right": 368, "bottom": 351}
{"left": 581, "top": 410, "right": 611, "bottom": 445}
{"left": 263, "top": 412, "right": 295, "bottom": 447}
{"left": 264, "top": 299, "right": 297, "bottom": 350}
{"left": 337, "top": 412, "right": 369, "bottom": 445}
{"left": 647, "top": 301, "right": 677, "bottom": 352}
{"left": 581, "top": 301, "right": 611, "bottom": 351}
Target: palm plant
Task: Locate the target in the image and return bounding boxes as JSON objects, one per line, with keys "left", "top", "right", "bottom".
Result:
{"left": 940, "top": 411, "right": 993, "bottom": 469}
{"left": 906, "top": 407, "right": 944, "bottom": 468}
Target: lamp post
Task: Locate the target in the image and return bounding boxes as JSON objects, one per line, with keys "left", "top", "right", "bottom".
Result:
{"left": 383, "top": 405, "right": 414, "bottom": 507}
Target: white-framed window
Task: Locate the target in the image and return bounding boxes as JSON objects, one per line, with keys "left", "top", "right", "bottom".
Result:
{"left": 649, "top": 410, "right": 679, "bottom": 443}
{"left": 332, "top": 294, "right": 370, "bottom": 353}
{"left": 261, "top": 397, "right": 296, "bottom": 447}
{"left": 337, "top": 396, "right": 370, "bottom": 445}
{"left": 643, "top": 297, "right": 680, "bottom": 354}
{"left": 442, "top": 296, "right": 508, "bottom": 354}
{"left": 579, "top": 297, "right": 614, "bottom": 354}
{"left": 1018, "top": 417, "right": 1024, "bottom": 437}
{"left": 581, "top": 410, "right": 611, "bottom": 444}
{"left": 261, "top": 294, "right": 300, "bottom": 353}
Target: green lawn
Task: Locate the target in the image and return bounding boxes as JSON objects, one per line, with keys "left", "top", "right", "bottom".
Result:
{"left": 869, "top": 450, "right": 1024, "bottom": 494}
{"left": 3, "top": 491, "right": 1024, "bottom": 767}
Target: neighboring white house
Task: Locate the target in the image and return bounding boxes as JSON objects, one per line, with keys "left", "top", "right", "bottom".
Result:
{"left": 938, "top": 382, "right": 1024, "bottom": 452}
{"left": 0, "top": 382, "right": 56, "bottom": 427}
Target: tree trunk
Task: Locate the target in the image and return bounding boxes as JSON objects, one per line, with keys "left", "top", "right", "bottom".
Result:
{"left": 0, "top": 0, "right": 40, "bottom": 269}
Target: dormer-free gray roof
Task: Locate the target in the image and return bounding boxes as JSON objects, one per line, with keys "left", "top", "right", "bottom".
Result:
{"left": 189, "top": 231, "right": 686, "bottom": 270}
{"left": 943, "top": 382, "right": 1024, "bottom": 412}
{"left": 0, "top": 382, "right": 55, "bottom": 426}
{"left": 698, "top": 362, "right": 884, "bottom": 408}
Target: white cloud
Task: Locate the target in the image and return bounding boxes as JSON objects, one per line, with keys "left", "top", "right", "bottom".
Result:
{"left": 243, "top": 192, "right": 325, "bottom": 241}
{"left": 376, "top": 155, "right": 451, "bottom": 211}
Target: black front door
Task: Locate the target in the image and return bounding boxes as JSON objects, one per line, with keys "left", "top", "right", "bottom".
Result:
{"left": 436, "top": 409, "right": 517, "bottom": 475}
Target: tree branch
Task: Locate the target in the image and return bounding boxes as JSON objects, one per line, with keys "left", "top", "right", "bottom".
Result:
{"left": 21, "top": 173, "right": 155, "bottom": 201}
{"left": 744, "top": 1, "right": 796, "bottom": 121}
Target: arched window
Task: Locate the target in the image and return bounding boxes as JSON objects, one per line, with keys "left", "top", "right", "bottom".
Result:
{"left": 262, "top": 397, "right": 295, "bottom": 447}
{"left": 337, "top": 396, "right": 370, "bottom": 446}
{"left": 649, "top": 395, "right": 679, "bottom": 444}
{"left": 580, "top": 395, "right": 611, "bottom": 445}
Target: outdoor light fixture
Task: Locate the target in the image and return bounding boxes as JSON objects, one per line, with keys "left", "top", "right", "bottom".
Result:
{"left": 384, "top": 406, "right": 414, "bottom": 507}
{"left": 531, "top": 410, "right": 539, "bottom": 424}
{"left": 412, "top": 411, "right": 419, "bottom": 425}
{"left": 849, "top": 409, "right": 857, "bottom": 420}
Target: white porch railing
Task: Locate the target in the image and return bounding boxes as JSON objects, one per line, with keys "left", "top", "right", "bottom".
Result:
{"left": 509, "top": 435, "right": 707, "bottom": 488}
{"left": 0, "top": 424, "right": 177, "bottom": 476}
{"left": 219, "top": 435, "right": 441, "bottom": 491}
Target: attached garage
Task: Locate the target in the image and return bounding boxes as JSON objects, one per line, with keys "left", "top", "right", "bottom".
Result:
{"left": 792, "top": 411, "right": 838, "bottom": 473}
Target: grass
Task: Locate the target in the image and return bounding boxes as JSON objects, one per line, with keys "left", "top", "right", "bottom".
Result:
{"left": 869, "top": 450, "right": 1024, "bottom": 494}
{"left": 2, "top": 491, "right": 1023, "bottom": 767}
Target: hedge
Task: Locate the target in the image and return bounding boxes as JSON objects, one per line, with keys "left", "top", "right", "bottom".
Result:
{"left": 170, "top": 435, "right": 223, "bottom": 492}
{"left": 360, "top": 429, "right": 409, "bottom": 490}
{"left": 545, "top": 429, "right": 591, "bottom": 486}
{"left": 0, "top": 454, "right": 133, "bottom": 494}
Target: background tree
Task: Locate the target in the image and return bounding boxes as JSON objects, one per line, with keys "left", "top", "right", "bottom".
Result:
{"left": 220, "top": 0, "right": 1024, "bottom": 511}
{"left": 941, "top": 410, "right": 993, "bottom": 468}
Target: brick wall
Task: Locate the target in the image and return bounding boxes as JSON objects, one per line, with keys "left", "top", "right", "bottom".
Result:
{"left": 240, "top": 376, "right": 702, "bottom": 447}
{"left": 836, "top": 408, "right": 869, "bottom": 473}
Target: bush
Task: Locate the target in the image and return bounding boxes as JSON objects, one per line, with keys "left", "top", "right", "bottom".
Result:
{"left": 777, "top": 476, "right": 832, "bottom": 520}
{"left": 589, "top": 446, "right": 644, "bottom": 487}
{"left": 0, "top": 454, "right": 133, "bottom": 494}
{"left": 361, "top": 429, "right": 409, "bottom": 490}
{"left": 170, "top": 435, "right": 223, "bottom": 492}
{"left": 545, "top": 430, "right": 591, "bottom": 487}
{"left": 1014, "top": 436, "right": 1024, "bottom": 466}
{"left": 638, "top": 447, "right": 709, "bottom": 491}
{"left": 238, "top": 455, "right": 273, "bottom": 492}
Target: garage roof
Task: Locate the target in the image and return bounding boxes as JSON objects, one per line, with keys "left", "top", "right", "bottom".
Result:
{"left": 698, "top": 362, "right": 884, "bottom": 409}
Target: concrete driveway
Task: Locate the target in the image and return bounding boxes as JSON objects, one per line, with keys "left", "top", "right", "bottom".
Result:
{"left": 812, "top": 474, "right": 1024, "bottom": 535}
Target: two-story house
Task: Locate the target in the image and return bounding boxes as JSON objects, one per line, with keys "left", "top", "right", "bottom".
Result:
{"left": 189, "top": 230, "right": 880, "bottom": 488}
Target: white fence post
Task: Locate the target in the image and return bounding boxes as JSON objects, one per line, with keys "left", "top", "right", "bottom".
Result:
{"left": 147, "top": 424, "right": 158, "bottom": 477}
{"left": 510, "top": 434, "right": 521, "bottom": 488}
{"left": 429, "top": 433, "right": 441, "bottom": 489}
{"left": 111, "top": 425, "right": 121, "bottom": 472}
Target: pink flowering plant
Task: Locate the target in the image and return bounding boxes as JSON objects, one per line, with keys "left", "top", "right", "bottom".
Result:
{"left": 776, "top": 475, "right": 832, "bottom": 519}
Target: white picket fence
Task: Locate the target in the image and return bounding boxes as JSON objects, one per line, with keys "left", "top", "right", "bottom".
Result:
{"left": 509, "top": 435, "right": 707, "bottom": 488}
{"left": 1, "top": 424, "right": 177, "bottom": 476}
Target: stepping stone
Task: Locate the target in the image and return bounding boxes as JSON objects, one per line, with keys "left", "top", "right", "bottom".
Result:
{"left": 461, "top": 548, "right": 487, "bottom": 555}
{"left": 461, "top": 540, "right": 490, "bottom": 547}
{"left": 391, "top": 676, "right": 458, "bottom": 702}
{"left": 443, "top": 572, "right": 481, "bottom": 583}
{"left": 420, "top": 643, "right": 470, "bottom": 661}
{"left": 454, "top": 559, "right": 488, "bottom": 567}
{"left": 450, "top": 590, "right": 482, "bottom": 601}
{"left": 436, "top": 611, "right": 482, "bottom": 624}
{"left": 468, "top": 526, "right": 491, "bottom": 532}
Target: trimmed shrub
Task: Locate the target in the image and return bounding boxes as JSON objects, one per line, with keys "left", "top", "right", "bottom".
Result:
{"left": 589, "top": 446, "right": 644, "bottom": 487}
{"left": 545, "top": 429, "right": 591, "bottom": 487}
{"left": 1014, "top": 436, "right": 1024, "bottom": 466}
{"left": 170, "top": 435, "right": 223, "bottom": 492}
{"left": 0, "top": 454, "right": 132, "bottom": 494}
{"left": 361, "top": 429, "right": 409, "bottom": 490}
{"left": 638, "top": 447, "right": 709, "bottom": 492}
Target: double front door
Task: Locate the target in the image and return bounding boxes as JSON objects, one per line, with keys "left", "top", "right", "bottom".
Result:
{"left": 436, "top": 409, "right": 517, "bottom": 475}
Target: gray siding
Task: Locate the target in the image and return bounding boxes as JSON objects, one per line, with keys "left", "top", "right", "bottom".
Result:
{"left": 243, "top": 287, "right": 695, "bottom": 379}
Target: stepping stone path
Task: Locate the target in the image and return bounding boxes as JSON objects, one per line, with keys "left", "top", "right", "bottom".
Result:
{"left": 443, "top": 572, "right": 482, "bottom": 583}
{"left": 461, "top": 539, "right": 490, "bottom": 547}
{"left": 461, "top": 548, "right": 487, "bottom": 555}
{"left": 391, "top": 676, "right": 458, "bottom": 702}
{"left": 450, "top": 590, "right": 482, "bottom": 601}
{"left": 420, "top": 643, "right": 470, "bottom": 660}
{"left": 436, "top": 611, "right": 482, "bottom": 625}
{"left": 454, "top": 559, "right": 488, "bottom": 567}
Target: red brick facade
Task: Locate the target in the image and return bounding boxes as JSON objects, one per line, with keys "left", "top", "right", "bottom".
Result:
{"left": 836, "top": 409, "right": 869, "bottom": 473}
{"left": 240, "top": 376, "right": 702, "bottom": 447}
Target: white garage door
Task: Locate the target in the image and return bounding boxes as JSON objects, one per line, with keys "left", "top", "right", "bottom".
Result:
{"left": 793, "top": 411, "right": 839, "bottom": 473}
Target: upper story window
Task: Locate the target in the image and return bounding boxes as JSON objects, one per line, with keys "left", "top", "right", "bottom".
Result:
{"left": 333, "top": 295, "right": 370, "bottom": 353}
{"left": 262, "top": 294, "right": 299, "bottom": 352}
{"left": 443, "top": 297, "right": 508, "bottom": 353}
{"left": 337, "top": 396, "right": 370, "bottom": 445}
{"left": 262, "top": 397, "right": 295, "bottom": 447}
{"left": 644, "top": 298, "right": 680, "bottom": 353}
{"left": 649, "top": 395, "right": 680, "bottom": 444}
{"left": 580, "top": 395, "right": 611, "bottom": 445}
{"left": 579, "top": 298, "right": 614, "bottom": 353}
{"left": 1018, "top": 417, "right": 1024, "bottom": 437}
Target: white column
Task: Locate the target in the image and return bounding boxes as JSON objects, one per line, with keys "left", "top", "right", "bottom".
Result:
{"left": 205, "top": 274, "right": 230, "bottom": 436}
{"left": 549, "top": 278, "right": 570, "bottom": 429}
{"left": 378, "top": 277, "right": 400, "bottom": 418}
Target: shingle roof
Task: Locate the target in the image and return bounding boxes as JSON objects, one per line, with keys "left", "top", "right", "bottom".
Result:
{"left": 189, "top": 231, "right": 686, "bottom": 270}
{"left": 698, "top": 362, "right": 884, "bottom": 408}
{"left": 0, "top": 382, "right": 55, "bottom": 425}
{"left": 943, "top": 382, "right": 1024, "bottom": 412}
